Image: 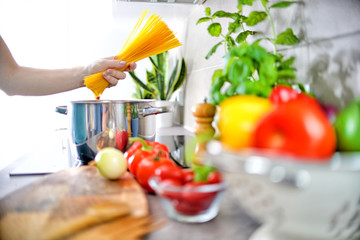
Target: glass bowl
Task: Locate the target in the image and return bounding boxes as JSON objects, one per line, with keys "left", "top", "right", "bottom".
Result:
{"left": 205, "top": 140, "right": 360, "bottom": 240}
{"left": 149, "top": 176, "right": 226, "bottom": 223}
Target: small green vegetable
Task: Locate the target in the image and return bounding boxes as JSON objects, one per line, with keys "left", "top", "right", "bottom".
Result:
{"left": 334, "top": 99, "right": 360, "bottom": 151}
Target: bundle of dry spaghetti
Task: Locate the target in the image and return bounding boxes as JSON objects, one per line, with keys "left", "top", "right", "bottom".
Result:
{"left": 84, "top": 10, "right": 182, "bottom": 98}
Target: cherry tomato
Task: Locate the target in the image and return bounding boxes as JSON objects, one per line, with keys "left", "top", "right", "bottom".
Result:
{"left": 174, "top": 200, "right": 206, "bottom": 215}
{"left": 154, "top": 165, "right": 184, "bottom": 182}
{"left": 159, "top": 178, "right": 183, "bottom": 200}
{"left": 270, "top": 85, "right": 320, "bottom": 107}
{"left": 253, "top": 98, "right": 336, "bottom": 160}
{"left": 178, "top": 182, "right": 217, "bottom": 214}
{"left": 181, "top": 168, "right": 194, "bottom": 183}
{"left": 207, "top": 171, "right": 223, "bottom": 184}
{"left": 269, "top": 85, "right": 300, "bottom": 104}
{"left": 136, "top": 156, "right": 176, "bottom": 193}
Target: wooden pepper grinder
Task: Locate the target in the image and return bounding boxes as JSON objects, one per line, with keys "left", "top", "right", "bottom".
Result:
{"left": 191, "top": 98, "right": 216, "bottom": 164}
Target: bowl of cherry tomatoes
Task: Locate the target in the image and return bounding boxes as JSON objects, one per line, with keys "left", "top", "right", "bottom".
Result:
{"left": 206, "top": 140, "right": 360, "bottom": 240}
{"left": 149, "top": 164, "right": 226, "bottom": 223}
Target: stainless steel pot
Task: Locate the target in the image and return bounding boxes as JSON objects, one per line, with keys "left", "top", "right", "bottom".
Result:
{"left": 56, "top": 99, "right": 171, "bottom": 165}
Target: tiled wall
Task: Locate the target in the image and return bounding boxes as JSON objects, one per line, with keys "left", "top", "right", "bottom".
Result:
{"left": 182, "top": 0, "right": 360, "bottom": 130}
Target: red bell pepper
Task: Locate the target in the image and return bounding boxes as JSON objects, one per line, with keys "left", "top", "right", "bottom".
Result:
{"left": 124, "top": 137, "right": 170, "bottom": 176}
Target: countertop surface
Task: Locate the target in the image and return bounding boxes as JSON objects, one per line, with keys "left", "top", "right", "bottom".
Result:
{"left": 0, "top": 126, "right": 260, "bottom": 240}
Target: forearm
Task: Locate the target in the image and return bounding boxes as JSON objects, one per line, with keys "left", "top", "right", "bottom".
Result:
{"left": 3, "top": 65, "right": 87, "bottom": 96}
{"left": 0, "top": 35, "right": 136, "bottom": 96}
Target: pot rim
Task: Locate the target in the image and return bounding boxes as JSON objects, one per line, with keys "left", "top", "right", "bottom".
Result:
{"left": 69, "top": 99, "right": 156, "bottom": 104}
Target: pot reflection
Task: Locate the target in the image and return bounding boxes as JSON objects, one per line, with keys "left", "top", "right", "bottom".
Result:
{"left": 58, "top": 100, "right": 169, "bottom": 166}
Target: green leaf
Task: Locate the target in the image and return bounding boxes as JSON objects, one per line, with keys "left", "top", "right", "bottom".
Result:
{"left": 205, "top": 7, "right": 211, "bottom": 16}
{"left": 129, "top": 71, "right": 155, "bottom": 94}
{"left": 235, "top": 30, "right": 254, "bottom": 43}
{"left": 275, "top": 28, "right": 299, "bottom": 45}
{"left": 244, "top": 11, "right": 267, "bottom": 26}
{"left": 132, "top": 86, "right": 143, "bottom": 99}
{"left": 278, "top": 56, "right": 295, "bottom": 69}
{"left": 228, "top": 20, "right": 243, "bottom": 34}
{"left": 171, "top": 59, "right": 187, "bottom": 95}
{"left": 197, "top": 17, "right": 212, "bottom": 25}
{"left": 146, "top": 71, "right": 157, "bottom": 89}
{"left": 149, "top": 56, "right": 161, "bottom": 73}
{"left": 227, "top": 56, "right": 253, "bottom": 84}
{"left": 238, "top": 0, "right": 256, "bottom": 6}
{"left": 270, "top": 1, "right": 296, "bottom": 8}
{"left": 210, "top": 70, "right": 227, "bottom": 105}
{"left": 225, "top": 35, "right": 236, "bottom": 50}
{"left": 208, "top": 23, "right": 222, "bottom": 37}
{"left": 259, "top": 56, "right": 277, "bottom": 85}
{"left": 213, "top": 10, "right": 238, "bottom": 20}
{"left": 205, "top": 41, "right": 223, "bottom": 60}
{"left": 192, "top": 164, "right": 216, "bottom": 182}
{"left": 277, "top": 68, "right": 296, "bottom": 79}
{"left": 166, "top": 60, "right": 179, "bottom": 98}
{"left": 247, "top": 43, "right": 269, "bottom": 62}
{"left": 166, "top": 58, "right": 187, "bottom": 100}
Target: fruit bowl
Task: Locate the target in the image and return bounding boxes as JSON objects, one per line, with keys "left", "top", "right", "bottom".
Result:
{"left": 205, "top": 141, "right": 360, "bottom": 240}
{"left": 149, "top": 176, "right": 226, "bottom": 223}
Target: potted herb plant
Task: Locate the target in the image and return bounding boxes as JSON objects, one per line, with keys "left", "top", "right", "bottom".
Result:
{"left": 197, "top": 0, "right": 306, "bottom": 105}
{"left": 129, "top": 51, "right": 187, "bottom": 127}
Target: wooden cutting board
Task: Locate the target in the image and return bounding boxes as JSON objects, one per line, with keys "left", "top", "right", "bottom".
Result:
{"left": 0, "top": 166, "right": 154, "bottom": 240}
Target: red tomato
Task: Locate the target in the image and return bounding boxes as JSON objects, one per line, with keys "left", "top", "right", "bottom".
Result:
{"left": 270, "top": 86, "right": 319, "bottom": 107}
{"left": 253, "top": 99, "right": 336, "bottom": 160}
{"left": 136, "top": 156, "right": 176, "bottom": 193}
{"left": 269, "top": 85, "right": 300, "bottom": 104}
{"left": 181, "top": 169, "right": 194, "bottom": 183}
{"left": 174, "top": 200, "right": 206, "bottom": 215}
{"left": 159, "top": 178, "right": 183, "bottom": 200}
{"left": 177, "top": 182, "right": 217, "bottom": 214}
{"left": 207, "top": 171, "right": 223, "bottom": 184}
{"left": 154, "top": 165, "right": 184, "bottom": 182}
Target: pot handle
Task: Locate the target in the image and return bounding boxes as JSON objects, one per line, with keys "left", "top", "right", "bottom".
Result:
{"left": 205, "top": 141, "right": 312, "bottom": 190}
{"left": 56, "top": 105, "right": 68, "bottom": 115}
{"left": 139, "top": 105, "right": 172, "bottom": 117}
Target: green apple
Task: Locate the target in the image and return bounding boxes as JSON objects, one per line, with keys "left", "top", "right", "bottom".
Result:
{"left": 95, "top": 147, "right": 127, "bottom": 180}
{"left": 334, "top": 99, "right": 360, "bottom": 151}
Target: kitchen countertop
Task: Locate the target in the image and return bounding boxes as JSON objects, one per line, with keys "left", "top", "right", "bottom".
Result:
{"left": 0, "top": 126, "right": 260, "bottom": 240}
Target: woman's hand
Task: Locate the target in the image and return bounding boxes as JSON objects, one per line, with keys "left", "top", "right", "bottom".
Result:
{"left": 85, "top": 57, "right": 137, "bottom": 87}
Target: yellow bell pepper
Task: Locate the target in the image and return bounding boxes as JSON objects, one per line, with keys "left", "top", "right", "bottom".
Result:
{"left": 218, "top": 95, "right": 273, "bottom": 150}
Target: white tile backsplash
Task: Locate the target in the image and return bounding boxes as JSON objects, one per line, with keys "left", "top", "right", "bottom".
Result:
{"left": 181, "top": 0, "right": 360, "bottom": 129}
